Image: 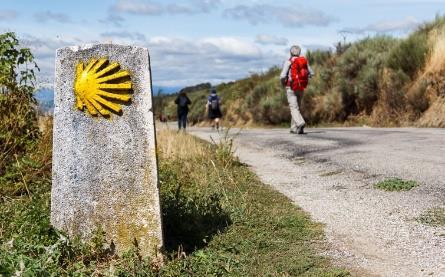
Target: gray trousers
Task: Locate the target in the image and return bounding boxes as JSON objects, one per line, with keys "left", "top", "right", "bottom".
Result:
{"left": 286, "top": 87, "right": 305, "bottom": 131}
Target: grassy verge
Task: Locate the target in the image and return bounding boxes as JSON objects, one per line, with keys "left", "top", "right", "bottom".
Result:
{"left": 0, "top": 125, "right": 347, "bottom": 276}
{"left": 374, "top": 178, "right": 418, "bottom": 191}
{"left": 157, "top": 130, "right": 347, "bottom": 275}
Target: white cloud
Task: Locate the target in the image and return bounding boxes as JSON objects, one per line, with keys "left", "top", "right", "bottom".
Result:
{"left": 0, "top": 10, "right": 18, "bottom": 21}
{"left": 166, "top": 3, "right": 195, "bottom": 14}
{"left": 340, "top": 16, "right": 420, "bottom": 34}
{"left": 370, "top": 0, "right": 445, "bottom": 5}
{"left": 111, "top": 0, "right": 221, "bottom": 16}
{"left": 223, "top": 4, "right": 335, "bottom": 27}
{"left": 200, "top": 37, "right": 261, "bottom": 58}
{"left": 111, "top": 0, "right": 163, "bottom": 15}
{"left": 100, "top": 31, "right": 146, "bottom": 42}
{"left": 99, "top": 13, "right": 125, "bottom": 27}
{"left": 22, "top": 34, "right": 284, "bottom": 87}
{"left": 20, "top": 35, "right": 87, "bottom": 85}
{"left": 192, "top": 0, "right": 222, "bottom": 12}
{"left": 143, "top": 36, "right": 282, "bottom": 86}
{"left": 255, "top": 34, "right": 288, "bottom": 46}
{"left": 303, "top": 44, "right": 333, "bottom": 51}
{"left": 34, "top": 11, "right": 72, "bottom": 23}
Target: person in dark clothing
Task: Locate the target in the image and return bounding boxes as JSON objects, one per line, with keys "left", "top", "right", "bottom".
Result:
{"left": 206, "top": 88, "right": 222, "bottom": 130}
{"left": 174, "top": 91, "right": 191, "bottom": 130}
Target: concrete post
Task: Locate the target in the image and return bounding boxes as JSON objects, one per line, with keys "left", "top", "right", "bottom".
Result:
{"left": 51, "top": 44, "right": 163, "bottom": 259}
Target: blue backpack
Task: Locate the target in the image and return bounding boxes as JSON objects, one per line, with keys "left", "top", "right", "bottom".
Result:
{"left": 209, "top": 94, "right": 219, "bottom": 110}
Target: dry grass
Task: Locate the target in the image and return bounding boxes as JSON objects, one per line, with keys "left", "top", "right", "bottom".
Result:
{"left": 419, "top": 207, "right": 445, "bottom": 227}
{"left": 425, "top": 27, "right": 445, "bottom": 74}
{"left": 157, "top": 128, "right": 206, "bottom": 161}
{"left": 417, "top": 97, "right": 445, "bottom": 127}
{"left": 156, "top": 128, "right": 226, "bottom": 196}
{"left": 413, "top": 25, "right": 445, "bottom": 127}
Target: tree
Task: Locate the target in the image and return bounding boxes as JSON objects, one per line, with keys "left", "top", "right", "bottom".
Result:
{"left": 0, "top": 32, "right": 40, "bottom": 173}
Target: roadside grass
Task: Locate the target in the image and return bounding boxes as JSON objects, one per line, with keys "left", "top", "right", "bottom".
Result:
{"left": 158, "top": 129, "right": 348, "bottom": 275}
{"left": 418, "top": 208, "right": 445, "bottom": 227}
{"left": 374, "top": 178, "right": 418, "bottom": 191}
{"left": 0, "top": 124, "right": 348, "bottom": 276}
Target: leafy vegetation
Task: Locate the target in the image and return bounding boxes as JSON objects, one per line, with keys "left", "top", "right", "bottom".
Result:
{"left": 0, "top": 32, "right": 40, "bottom": 175}
{"left": 374, "top": 178, "right": 418, "bottom": 191}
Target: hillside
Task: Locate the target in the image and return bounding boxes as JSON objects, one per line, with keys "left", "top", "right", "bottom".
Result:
{"left": 156, "top": 16, "right": 445, "bottom": 128}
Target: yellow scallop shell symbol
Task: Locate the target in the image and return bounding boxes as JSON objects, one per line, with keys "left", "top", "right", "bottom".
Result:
{"left": 74, "top": 58, "right": 133, "bottom": 117}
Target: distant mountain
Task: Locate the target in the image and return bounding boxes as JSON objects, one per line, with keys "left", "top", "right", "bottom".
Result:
{"left": 152, "top": 85, "right": 181, "bottom": 95}
{"left": 35, "top": 88, "right": 54, "bottom": 113}
{"left": 178, "top": 83, "right": 211, "bottom": 94}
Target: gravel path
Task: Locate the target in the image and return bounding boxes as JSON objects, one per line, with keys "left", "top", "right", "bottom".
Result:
{"left": 188, "top": 127, "right": 445, "bottom": 277}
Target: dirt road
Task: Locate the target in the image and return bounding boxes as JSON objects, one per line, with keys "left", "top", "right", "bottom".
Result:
{"left": 188, "top": 126, "right": 445, "bottom": 276}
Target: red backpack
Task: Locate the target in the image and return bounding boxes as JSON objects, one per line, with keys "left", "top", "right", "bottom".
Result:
{"left": 288, "top": 56, "right": 309, "bottom": 91}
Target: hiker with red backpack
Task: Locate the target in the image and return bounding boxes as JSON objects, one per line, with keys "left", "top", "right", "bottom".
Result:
{"left": 280, "top": 45, "right": 313, "bottom": 134}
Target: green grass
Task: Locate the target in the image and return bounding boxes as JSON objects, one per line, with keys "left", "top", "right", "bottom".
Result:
{"left": 0, "top": 129, "right": 348, "bottom": 276}
{"left": 418, "top": 208, "right": 445, "bottom": 227}
{"left": 374, "top": 178, "right": 418, "bottom": 191}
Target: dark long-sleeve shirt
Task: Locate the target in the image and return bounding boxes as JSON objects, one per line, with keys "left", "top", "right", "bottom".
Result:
{"left": 175, "top": 95, "right": 191, "bottom": 114}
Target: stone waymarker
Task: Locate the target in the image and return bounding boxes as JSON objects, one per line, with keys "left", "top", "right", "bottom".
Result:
{"left": 51, "top": 44, "right": 163, "bottom": 259}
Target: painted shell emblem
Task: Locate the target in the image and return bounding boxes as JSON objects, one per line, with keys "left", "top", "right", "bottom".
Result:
{"left": 74, "top": 58, "right": 133, "bottom": 117}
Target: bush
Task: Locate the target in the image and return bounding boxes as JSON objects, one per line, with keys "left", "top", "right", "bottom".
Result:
{"left": 416, "top": 15, "right": 445, "bottom": 37}
{"left": 406, "top": 79, "right": 429, "bottom": 115}
{"left": 0, "top": 32, "right": 40, "bottom": 174}
{"left": 371, "top": 68, "right": 410, "bottom": 125}
{"left": 306, "top": 49, "right": 333, "bottom": 66}
{"left": 335, "top": 36, "right": 398, "bottom": 116}
{"left": 386, "top": 32, "right": 429, "bottom": 79}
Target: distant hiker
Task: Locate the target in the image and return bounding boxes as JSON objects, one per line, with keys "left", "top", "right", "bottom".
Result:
{"left": 280, "top": 45, "right": 313, "bottom": 134}
{"left": 206, "top": 88, "right": 222, "bottom": 130}
{"left": 175, "top": 91, "right": 191, "bottom": 131}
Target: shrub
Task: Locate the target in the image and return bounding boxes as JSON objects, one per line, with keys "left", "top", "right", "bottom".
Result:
{"left": 322, "top": 90, "right": 344, "bottom": 122}
{"left": 406, "top": 79, "right": 429, "bottom": 115}
{"left": 416, "top": 15, "right": 445, "bottom": 36}
{"left": 306, "top": 49, "right": 332, "bottom": 66}
{"left": 371, "top": 68, "right": 410, "bottom": 125}
{"left": 335, "top": 36, "right": 398, "bottom": 117}
{"left": 0, "top": 32, "right": 40, "bottom": 174}
{"left": 187, "top": 92, "right": 208, "bottom": 124}
{"left": 386, "top": 32, "right": 429, "bottom": 79}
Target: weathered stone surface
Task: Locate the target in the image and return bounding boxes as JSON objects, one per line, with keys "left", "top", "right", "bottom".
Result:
{"left": 51, "top": 44, "right": 163, "bottom": 258}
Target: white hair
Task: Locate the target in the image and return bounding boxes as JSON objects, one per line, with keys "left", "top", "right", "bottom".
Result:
{"left": 290, "top": 45, "right": 301, "bottom": 56}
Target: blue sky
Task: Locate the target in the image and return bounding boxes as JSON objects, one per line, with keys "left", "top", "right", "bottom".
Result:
{"left": 1, "top": 0, "right": 444, "bottom": 89}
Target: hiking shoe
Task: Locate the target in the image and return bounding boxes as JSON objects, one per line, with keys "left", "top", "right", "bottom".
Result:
{"left": 290, "top": 130, "right": 298, "bottom": 134}
{"left": 297, "top": 125, "right": 305, "bottom": 134}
